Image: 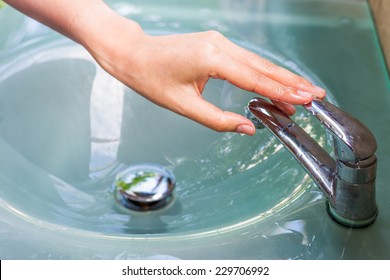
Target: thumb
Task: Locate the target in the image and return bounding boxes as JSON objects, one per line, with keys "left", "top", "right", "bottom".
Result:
{"left": 176, "top": 95, "right": 256, "bottom": 135}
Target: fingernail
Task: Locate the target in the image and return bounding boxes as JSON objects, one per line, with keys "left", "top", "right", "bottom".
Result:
{"left": 296, "top": 90, "right": 313, "bottom": 99}
{"left": 313, "top": 85, "right": 326, "bottom": 97}
{"left": 236, "top": 124, "right": 255, "bottom": 135}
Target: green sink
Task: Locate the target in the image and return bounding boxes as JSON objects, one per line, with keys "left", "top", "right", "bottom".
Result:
{"left": 0, "top": 0, "right": 389, "bottom": 259}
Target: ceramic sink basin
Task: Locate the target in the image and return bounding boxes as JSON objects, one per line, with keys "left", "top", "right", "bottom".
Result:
{"left": 0, "top": 0, "right": 389, "bottom": 259}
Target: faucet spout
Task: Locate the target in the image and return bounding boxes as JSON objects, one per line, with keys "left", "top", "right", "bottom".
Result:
{"left": 246, "top": 97, "right": 378, "bottom": 228}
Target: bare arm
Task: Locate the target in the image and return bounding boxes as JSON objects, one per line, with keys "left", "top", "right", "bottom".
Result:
{"left": 4, "top": 0, "right": 325, "bottom": 135}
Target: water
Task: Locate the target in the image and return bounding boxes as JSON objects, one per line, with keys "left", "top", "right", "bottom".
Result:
{"left": 0, "top": 14, "right": 331, "bottom": 237}
{"left": 1, "top": 0, "right": 389, "bottom": 259}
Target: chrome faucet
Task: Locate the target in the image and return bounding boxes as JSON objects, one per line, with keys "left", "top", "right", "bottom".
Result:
{"left": 245, "top": 97, "right": 378, "bottom": 228}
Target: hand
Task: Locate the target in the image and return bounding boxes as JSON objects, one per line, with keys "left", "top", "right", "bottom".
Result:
{"left": 4, "top": 0, "right": 326, "bottom": 135}
{"left": 90, "top": 25, "right": 325, "bottom": 135}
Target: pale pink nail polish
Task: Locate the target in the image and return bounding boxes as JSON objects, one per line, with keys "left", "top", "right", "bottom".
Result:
{"left": 313, "top": 85, "right": 326, "bottom": 96}
{"left": 296, "top": 90, "right": 313, "bottom": 99}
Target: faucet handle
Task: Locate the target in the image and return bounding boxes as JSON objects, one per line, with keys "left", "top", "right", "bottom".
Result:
{"left": 304, "top": 99, "right": 377, "bottom": 162}
{"left": 246, "top": 97, "right": 378, "bottom": 227}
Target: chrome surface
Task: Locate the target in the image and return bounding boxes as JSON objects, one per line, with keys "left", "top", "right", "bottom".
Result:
{"left": 246, "top": 97, "right": 378, "bottom": 228}
{"left": 114, "top": 164, "right": 176, "bottom": 211}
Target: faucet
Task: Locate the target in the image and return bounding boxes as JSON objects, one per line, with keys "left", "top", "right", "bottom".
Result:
{"left": 245, "top": 97, "right": 378, "bottom": 228}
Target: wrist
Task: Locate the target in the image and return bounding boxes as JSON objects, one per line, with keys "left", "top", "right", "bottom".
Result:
{"left": 72, "top": 1, "right": 146, "bottom": 64}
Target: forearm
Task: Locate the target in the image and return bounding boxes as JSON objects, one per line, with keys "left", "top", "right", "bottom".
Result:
{"left": 3, "top": 0, "right": 143, "bottom": 52}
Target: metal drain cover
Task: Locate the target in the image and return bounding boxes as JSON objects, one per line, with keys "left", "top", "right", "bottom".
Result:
{"left": 114, "top": 164, "right": 176, "bottom": 211}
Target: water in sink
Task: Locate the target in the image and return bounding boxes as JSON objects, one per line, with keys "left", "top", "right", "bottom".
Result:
{"left": 0, "top": 41, "right": 331, "bottom": 236}
{"left": 6, "top": 0, "right": 388, "bottom": 260}
{"left": 0, "top": 22, "right": 331, "bottom": 238}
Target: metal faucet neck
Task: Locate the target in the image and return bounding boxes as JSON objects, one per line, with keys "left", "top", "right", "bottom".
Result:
{"left": 246, "top": 97, "right": 378, "bottom": 228}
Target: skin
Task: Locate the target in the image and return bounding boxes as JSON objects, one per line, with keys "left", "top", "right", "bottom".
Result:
{"left": 4, "top": 0, "right": 326, "bottom": 135}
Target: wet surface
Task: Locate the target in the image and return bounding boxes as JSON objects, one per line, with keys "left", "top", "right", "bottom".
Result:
{"left": 0, "top": 0, "right": 389, "bottom": 259}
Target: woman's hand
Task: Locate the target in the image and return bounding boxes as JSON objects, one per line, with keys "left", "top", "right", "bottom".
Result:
{"left": 5, "top": 0, "right": 326, "bottom": 135}
{"left": 89, "top": 23, "right": 325, "bottom": 135}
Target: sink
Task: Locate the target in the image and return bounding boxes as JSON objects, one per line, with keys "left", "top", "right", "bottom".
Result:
{"left": 1, "top": 0, "right": 389, "bottom": 259}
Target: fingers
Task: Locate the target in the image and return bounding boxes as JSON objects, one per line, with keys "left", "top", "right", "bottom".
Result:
{"left": 205, "top": 50, "right": 315, "bottom": 104}
{"left": 253, "top": 56, "right": 326, "bottom": 99}
{"left": 238, "top": 49, "right": 326, "bottom": 98}
{"left": 205, "top": 31, "right": 326, "bottom": 99}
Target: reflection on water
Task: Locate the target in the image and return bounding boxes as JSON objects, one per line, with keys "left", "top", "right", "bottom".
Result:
{"left": 89, "top": 66, "right": 125, "bottom": 177}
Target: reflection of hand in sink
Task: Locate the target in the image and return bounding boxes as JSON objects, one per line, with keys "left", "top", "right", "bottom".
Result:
{"left": 5, "top": 0, "right": 325, "bottom": 135}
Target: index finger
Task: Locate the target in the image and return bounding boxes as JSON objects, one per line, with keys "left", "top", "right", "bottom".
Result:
{"left": 205, "top": 50, "right": 315, "bottom": 104}
{"left": 211, "top": 33, "right": 326, "bottom": 98}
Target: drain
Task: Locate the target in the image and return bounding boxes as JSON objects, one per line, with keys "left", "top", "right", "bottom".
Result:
{"left": 113, "top": 164, "right": 176, "bottom": 211}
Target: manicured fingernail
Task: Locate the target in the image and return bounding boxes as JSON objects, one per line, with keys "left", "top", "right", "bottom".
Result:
{"left": 296, "top": 89, "right": 313, "bottom": 99}
{"left": 236, "top": 124, "right": 255, "bottom": 135}
{"left": 313, "top": 85, "right": 326, "bottom": 96}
